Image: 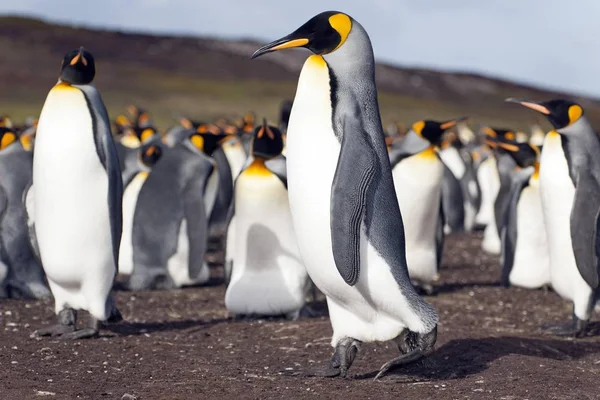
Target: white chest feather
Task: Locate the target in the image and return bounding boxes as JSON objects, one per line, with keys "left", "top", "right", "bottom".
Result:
{"left": 539, "top": 132, "right": 591, "bottom": 306}
{"left": 509, "top": 176, "right": 551, "bottom": 288}
{"left": 119, "top": 172, "right": 148, "bottom": 275}
{"left": 391, "top": 150, "right": 443, "bottom": 281}
{"left": 33, "top": 84, "right": 114, "bottom": 320}
{"left": 225, "top": 166, "right": 307, "bottom": 316}
{"left": 439, "top": 147, "right": 465, "bottom": 179}
{"left": 479, "top": 157, "right": 501, "bottom": 254}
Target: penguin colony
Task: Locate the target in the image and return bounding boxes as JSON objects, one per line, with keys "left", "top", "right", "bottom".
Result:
{"left": 1, "top": 10, "right": 599, "bottom": 379}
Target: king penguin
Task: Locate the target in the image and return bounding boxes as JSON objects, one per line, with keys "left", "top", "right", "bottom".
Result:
{"left": 388, "top": 118, "right": 465, "bottom": 293}
{"left": 252, "top": 11, "right": 438, "bottom": 379}
{"left": 33, "top": 47, "right": 123, "bottom": 339}
{"left": 0, "top": 128, "right": 49, "bottom": 299}
{"left": 127, "top": 132, "right": 215, "bottom": 290}
{"left": 225, "top": 120, "right": 308, "bottom": 318}
{"left": 498, "top": 141, "right": 550, "bottom": 289}
{"left": 118, "top": 140, "right": 164, "bottom": 276}
{"left": 507, "top": 98, "right": 600, "bottom": 337}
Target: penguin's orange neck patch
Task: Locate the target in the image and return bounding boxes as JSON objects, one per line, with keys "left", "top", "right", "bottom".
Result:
{"left": 307, "top": 55, "right": 327, "bottom": 68}
{"left": 532, "top": 161, "right": 540, "bottom": 179}
{"left": 53, "top": 81, "right": 77, "bottom": 91}
{"left": 416, "top": 146, "right": 437, "bottom": 160}
{"left": 244, "top": 158, "right": 272, "bottom": 177}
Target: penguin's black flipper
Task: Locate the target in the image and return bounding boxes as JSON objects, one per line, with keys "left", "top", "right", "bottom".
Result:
{"left": 185, "top": 158, "right": 213, "bottom": 280}
{"left": 78, "top": 85, "right": 124, "bottom": 275}
{"left": 570, "top": 174, "right": 600, "bottom": 290}
{"left": 501, "top": 167, "right": 533, "bottom": 286}
{"left": 436, "top": 199, "right": 444, "bottom": 269}
{"left": 440, "top": 162, "right": 465, "bottom": 233}
{"left": 330, "top": 115, "right": 377, "bottom": 286}
{"left": 265, "top": 155, "right": 287, "bottom": 188}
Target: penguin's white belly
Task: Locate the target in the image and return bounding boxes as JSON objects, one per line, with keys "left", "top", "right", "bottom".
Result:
{"left": 539, "top": 134, "right": 592, "bottom": 317}
{"left": 34, "top": 86, "right": 114, "bottom": 319}
{"left": 119, "top": 172, "right": 148, "bottom": 276}
{"left": 225, "top": 172, "right": 306, "bottom": 316}
{"left": 439, "top": 147, "right": 465, "bottom": 179}
{"left": 166, "top": 219, "right": 210, "bottom": 287}
{"left": 204, "top": 168, "right": 219, "bottom": 216}
{"left": 509, "top": 179, "right": 550, "bottom": 288}
{"left": 392, "top": 153, "right": 442, "bottom": 282}
{"left": 286, "top": 56, "right": 426, "bottom": 345}
{"left": 223, "top": 143, "right": 247, "bottom": 180}
{"left": 475, "top": 158, "right": 495, "bottom": 225}
{"left": 480, "top": 157, "right": 501, "bottom": 254}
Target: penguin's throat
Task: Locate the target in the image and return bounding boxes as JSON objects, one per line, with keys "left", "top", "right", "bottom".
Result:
{"left": 245, "top": 158, "right": 271, "bottom": 177}
{"left": 53, "top": 81, "right": 76, "bottom": 91}
{"left": 416, "top": 146, "right": 437, "bottom": 160}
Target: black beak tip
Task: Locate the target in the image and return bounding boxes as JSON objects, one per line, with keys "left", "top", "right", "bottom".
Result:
{"left": 250, "top": 48, "right": 266, "bottom": 60}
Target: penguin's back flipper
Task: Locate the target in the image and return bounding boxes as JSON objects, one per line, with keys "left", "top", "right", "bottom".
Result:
{"left": 570, "top": 174, "right": 600, "bottom": 290}
{"left": 501, "top": 167, "right": 533, "bottom": 286}
{"left": 441, "top": 162, "right": 465, "bottom": 232}
{"left": 265, "top": 155, "right": 287, "bottom": 188}
{"left": 330, "top": 114, "right": 376, "bottom": 286}
{"left": 78, "top": 85, "right": 124, "bottom": 273}
{"left": 436, "top": 199, "right": 444, "bottom": 269}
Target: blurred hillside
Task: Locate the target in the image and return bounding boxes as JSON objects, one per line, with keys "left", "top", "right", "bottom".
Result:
{"left": 1, "top": 16, "right": 600, "bottom": 131}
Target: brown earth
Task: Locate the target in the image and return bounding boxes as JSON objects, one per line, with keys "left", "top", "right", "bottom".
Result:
{"left": 1, "top": 233, "right": 599, "bottom": 400}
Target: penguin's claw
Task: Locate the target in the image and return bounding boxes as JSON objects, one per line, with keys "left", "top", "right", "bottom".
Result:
{"left": 373, "top": 349, "right": 424, "bottom": 381}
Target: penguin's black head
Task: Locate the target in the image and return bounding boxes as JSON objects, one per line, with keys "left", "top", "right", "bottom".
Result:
{"left": 0, "top": 127, "right": 18, "bottom": 151}
{"left": 139, "top": 144, "right": 163, "bottom": 167}
{"left": 252, "top": 119, "right": 284, "bottom": 159}
{"left": 412, "top": 117, "right": 468, "bottom": 146}
{"left": 252, "top": 11, "right": 352, "bottom": 58}
{"left": 60, "top": 47, "right": 95, "bottom": 85}
{"left": 495, "top": 140, "right": 538, "bottom": 168}
{"left": 189, "top": 131, "right": 227, "bottom": 156}
{"left": 505, "top": 98, "right": 583, "bottom": 130}
{"left": 480, "top": 127, "right": 517, "bottom": 147}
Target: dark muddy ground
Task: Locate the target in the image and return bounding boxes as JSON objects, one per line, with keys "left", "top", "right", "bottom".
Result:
{"left": 1, "top": 233, "right": 599, "bottom": 400}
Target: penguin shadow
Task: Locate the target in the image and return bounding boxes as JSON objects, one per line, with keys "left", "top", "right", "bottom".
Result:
{"left": 103, "top": 316, "right": 231, "bottom": 337}
{"left": 354, "top": 336, "right": 600, "bottom": 382}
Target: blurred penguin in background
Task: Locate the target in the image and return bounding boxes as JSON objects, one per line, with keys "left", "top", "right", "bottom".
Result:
{"left": 225, "top": 120, "right": 308, "bottom": 318}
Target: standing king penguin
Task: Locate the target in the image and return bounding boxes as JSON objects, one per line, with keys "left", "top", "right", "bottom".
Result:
{"left": 225, "top": 120, "right": 308, "bottom": 318}
{"left": 498, "top": 141, "right": 550, "bottom": 289}
{"left": 388, "top": 118, "right": 465, "bottom": 293}
{"left": 33, "top": 48, "right": 123, "bottom": 339}
{"left": 252, "top": 11, "right": 438, "bottom": 378}
{"left": 507, "top": 98, "right": 600, "bottom": 336}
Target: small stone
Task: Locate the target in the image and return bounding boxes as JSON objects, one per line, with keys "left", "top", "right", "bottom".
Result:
{"left": 121, "top": 395, "right": 138, "bottom": 400}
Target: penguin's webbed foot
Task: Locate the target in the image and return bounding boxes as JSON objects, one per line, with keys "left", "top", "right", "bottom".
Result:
{"left": 303, "top": 337, "right": 361, "bottom": 378}
{"left": 34, "top": 308, "right": 76, "bottom": 337}
{"left": 375, "top": 327, "right": 437, "bottom": 381}
{"left": 59, "top": 327, "right": 99, "bottom": 340}
{"left": 541, "top": 318, "right": 588, "bottom": 338}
